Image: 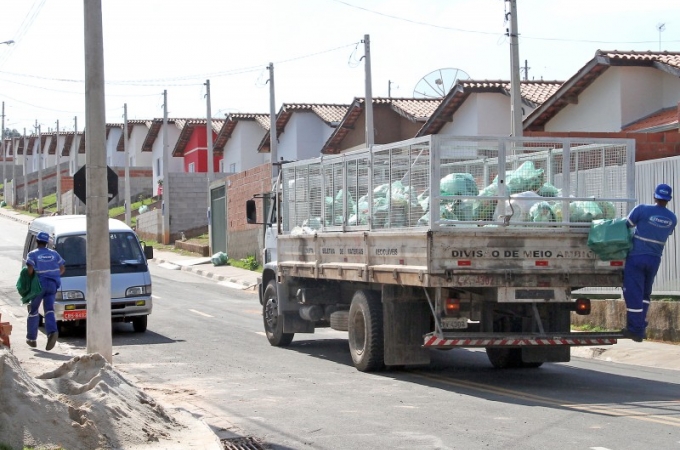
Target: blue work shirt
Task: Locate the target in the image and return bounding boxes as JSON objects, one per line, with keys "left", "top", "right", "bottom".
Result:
{"left": 627, "top": 204, "right": 677, "bottom": 257}
{"left": 26, "top": 247, "right": 65, "bottom": 284}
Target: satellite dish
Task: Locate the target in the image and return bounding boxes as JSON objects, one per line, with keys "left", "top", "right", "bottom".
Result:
{"left": 413, "top": 68, "right": 470, "bottom": 99}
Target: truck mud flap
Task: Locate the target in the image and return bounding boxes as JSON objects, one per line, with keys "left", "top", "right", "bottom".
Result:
{"left": 282, "top": 312, "right": 314, "bottom": 334}
{"left": 383, "top": 285, "right": 431, "bottom": 366}
{"left": 522, "top": 347, "right": 570, "bottom": 363}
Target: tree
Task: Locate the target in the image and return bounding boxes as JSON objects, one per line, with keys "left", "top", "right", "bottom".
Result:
{"left": 3, "top": 128, "right": 20, "bottom": 138}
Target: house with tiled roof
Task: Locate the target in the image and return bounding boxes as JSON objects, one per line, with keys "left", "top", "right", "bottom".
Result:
{"left": 259, "top": 103, "right": 350, "bottom": 161}
{"left": 59, "top": 131, "right": 85, "bottom": 175}
{"left": 171, "top": 118, "right": 226, "bottom": 173}
{"left": 140, "top": 118, "right": 184, "bottom": 192}
{"left": 115, "top": 120, "right": 153, "bottom": 169}
{"left": 104, "top": 123, "right": 125, "bottom": 167}
{"left": 524, "top": 50, "right": 680, "bottom": 161}
{"left": 321, "top": 98, "right": 440, "bottom": 155}
{"left": 214, "top": 113, "right": 269, "bottom": 174}
{"left": 417, "top": 80, "right": 562, "bottom": 137}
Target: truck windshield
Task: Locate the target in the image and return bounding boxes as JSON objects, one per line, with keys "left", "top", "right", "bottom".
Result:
{"left": 55, "top": 232, "right": 146, "bottom": 276}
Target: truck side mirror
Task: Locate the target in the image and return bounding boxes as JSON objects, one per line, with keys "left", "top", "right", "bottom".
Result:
{"left": 246, "top": 199, "right": 257, "bottom": 224}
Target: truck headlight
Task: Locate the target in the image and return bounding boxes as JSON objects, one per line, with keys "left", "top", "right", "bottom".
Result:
{"left": 126, "top": 285, "right": 151, "bottom": 297}
{"left": 56, "top": 291, "right": 84, "bottom": 301}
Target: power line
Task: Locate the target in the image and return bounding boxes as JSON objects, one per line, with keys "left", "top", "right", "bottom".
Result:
{"left": 327, "top": 0, "right": 680, "bottom": 45}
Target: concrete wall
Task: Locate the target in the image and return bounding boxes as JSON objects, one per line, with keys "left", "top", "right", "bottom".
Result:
{"left": 167, "top": 172, "right": 209, "bottom": 242}
{"left": 136, "top": 208, "right": 162, "bottom": 242}
{"left": 225, "top": 162, "right": 272, "bottom": 261}
{"left": 572, "top": 299, "right": 680, "bottom": 342}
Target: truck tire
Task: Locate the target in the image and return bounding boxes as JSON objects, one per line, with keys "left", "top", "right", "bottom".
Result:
{"left": 330, "top": 310, "right": 349, "bottom": 331}
{"left": 132, "top": 316, "right": 148, "bottom": 333}
{"left": 263, "top": 281, "right": 294, "bottom": 347}
{"left": 485, "top": 348, "right": 543, "bottom": 369}
{"left": 348, "top": 290, "right": 384, "bottom": 372}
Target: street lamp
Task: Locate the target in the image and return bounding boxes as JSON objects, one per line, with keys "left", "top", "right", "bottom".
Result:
{"left": 0, "top": 40, "right": 15, "bottom": 46}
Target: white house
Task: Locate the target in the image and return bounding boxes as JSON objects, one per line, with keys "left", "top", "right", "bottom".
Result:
{"left": 115, "top": 120, "right": 154, "bottom": 168}
{"left": 214, "top": 113, "right": 270, "bottom": 174}
{"left": 141, "top": 118, "right": 183, "bottom": 192}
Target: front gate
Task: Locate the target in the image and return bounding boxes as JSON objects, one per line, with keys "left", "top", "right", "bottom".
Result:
{"left": 210, "top": 183, "right": 227, "bottom": 254}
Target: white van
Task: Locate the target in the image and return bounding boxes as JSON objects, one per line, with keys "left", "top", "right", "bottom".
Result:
{"left": 24, "top": 215, "right": 154, "bottom": 332}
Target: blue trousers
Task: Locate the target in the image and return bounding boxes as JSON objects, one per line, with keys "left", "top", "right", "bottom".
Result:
{"left": 622, "top": 254, "right": 661, "bottom": 337}
{"left": 26, "top": 278, "right": 58, "bottom": 340}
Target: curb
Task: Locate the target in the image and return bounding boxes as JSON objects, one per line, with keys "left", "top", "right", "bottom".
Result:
{"left": 153, "top": 258, "right": 257, "bottom": 290}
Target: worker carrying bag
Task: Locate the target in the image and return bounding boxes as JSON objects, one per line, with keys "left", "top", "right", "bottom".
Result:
{"left": 587, "top": 218, "right": 633, "bottom": 261}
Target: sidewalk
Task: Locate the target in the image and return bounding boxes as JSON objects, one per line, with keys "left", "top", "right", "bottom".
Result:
{"left": 1, "top": 205, "right": 679, "bottom": 372}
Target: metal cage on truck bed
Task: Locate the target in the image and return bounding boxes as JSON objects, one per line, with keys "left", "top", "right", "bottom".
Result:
{"left": 281, "top": 135, "right": 636, "bottom": 233}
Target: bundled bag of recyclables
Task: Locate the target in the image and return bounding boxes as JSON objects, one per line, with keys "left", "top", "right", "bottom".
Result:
{"left": 211, "top": 251, "right": 229, "bottom": 266}
{"left": 587, "top": 218, "right": 632, "bottom": 261}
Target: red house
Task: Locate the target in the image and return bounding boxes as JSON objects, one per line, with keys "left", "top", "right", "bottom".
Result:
{"left": 171, "top": 118, "right": 225, "bottom": 173}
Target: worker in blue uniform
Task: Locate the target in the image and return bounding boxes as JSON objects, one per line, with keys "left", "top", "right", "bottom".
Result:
{"left": 622, "top": 183, "right": 677, "bottom": 342}
{"left": 26, "top": 231, "right": 65, "bottom": 351}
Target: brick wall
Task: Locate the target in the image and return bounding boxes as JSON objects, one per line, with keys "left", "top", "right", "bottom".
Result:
{"left": 225, "top": 163, "right": 272, "bottom": 261}
{"left": 524, "top": 130, "right": 680, "bottom": 162}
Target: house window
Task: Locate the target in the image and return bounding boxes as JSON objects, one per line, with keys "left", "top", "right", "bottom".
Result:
{"left": 219, "top": 159, "right": 224, "bottom": 172}
{"left": 229, "top": 163, "right": 236, "bottom": 173}
{"left": 156, "top": 158, "right": 161, "bottom": 176}
{"left": 188, "top": 162, "right": 195, "bottom": 173}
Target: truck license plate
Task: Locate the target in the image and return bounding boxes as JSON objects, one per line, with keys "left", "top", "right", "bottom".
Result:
{"left": 63, "top": 310, "right": 87, "bottom": 321}
{"left": 441, "top": 317, "right": 468, "bottom": 329}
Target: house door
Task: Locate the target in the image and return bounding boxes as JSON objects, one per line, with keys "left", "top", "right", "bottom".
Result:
{"left": 210, "top": 184, "right": 227, "bottom": 254}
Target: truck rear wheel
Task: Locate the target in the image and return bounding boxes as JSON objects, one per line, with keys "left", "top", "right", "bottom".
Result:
{"left": 348, "top": 290, "right": 384, "bottom": 372}
{"left": 263, "top": 281, "right": 294, "bottom": 347}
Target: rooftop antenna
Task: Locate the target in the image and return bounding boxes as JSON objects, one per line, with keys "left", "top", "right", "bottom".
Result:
{"left": 657, "top": 23, "right": 666, "bottom": 51}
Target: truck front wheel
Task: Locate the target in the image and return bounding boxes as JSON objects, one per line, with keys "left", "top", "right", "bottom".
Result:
{"left": 348, "top": 290, "right": 384, "bottom": 372}
{"left": 263, "top": 281, "right": 294, "bottom": 347}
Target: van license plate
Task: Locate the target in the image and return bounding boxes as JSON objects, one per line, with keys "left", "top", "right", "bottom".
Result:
{"left": 63, "top": 310, "right": 87, "bottom": 320}
{"left": 441, "top": 318, "right": 468, "bottom": 329}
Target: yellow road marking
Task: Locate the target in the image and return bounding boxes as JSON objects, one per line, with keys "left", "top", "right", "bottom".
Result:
{"left": 412, "top": 372, "right": 680, "bottom": 427}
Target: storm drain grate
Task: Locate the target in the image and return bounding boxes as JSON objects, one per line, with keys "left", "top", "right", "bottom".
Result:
{"left": 221, "top": 436, "right": 270, "bottom": 450}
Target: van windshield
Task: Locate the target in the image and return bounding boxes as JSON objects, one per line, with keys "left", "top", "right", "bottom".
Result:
{"left": 55, "top": 232, "right": 147, "bottom": 276}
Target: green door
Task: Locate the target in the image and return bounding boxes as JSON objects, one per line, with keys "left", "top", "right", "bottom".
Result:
{"left": 210, "top": 184, "right": 227, "bottom": 254}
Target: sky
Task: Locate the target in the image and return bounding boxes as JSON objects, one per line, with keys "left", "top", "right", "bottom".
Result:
{"left": 0, "top": 0, "right": 678, "bottom": 135}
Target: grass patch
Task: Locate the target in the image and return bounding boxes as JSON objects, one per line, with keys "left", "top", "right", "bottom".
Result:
{"left": 108, "top": 196, "right": 156, "bottom": 218}
{"left": 571, "top": 324, "right": 612, "bottom": 333}
{"left": 230, "top": 256, "right": 263, "bottom": 273}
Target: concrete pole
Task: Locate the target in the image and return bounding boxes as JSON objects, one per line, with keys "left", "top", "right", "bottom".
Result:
{"left": 37, "top": 122, "right": 43, "bottom": 213}
{"left": 162, "top": 90, "right": 170, "bottom": 244}
{"left": 23, "top": 128, "right": 27, "bottom": 207}
{"left": 508, "top": 0, "right": 523, "bottom": 137}
{"left": 84, "top": 0, "right": 112, "bottom": 362}
{"left": 56, "top": 119, "right": 61, "bottom": 213}
{"left": 268, "top": 63, "right": 277, "bottom": 178}
{"left": 205, "top": 80, "right": 214, "bottom": 178}
{"left": 363, "top": 34, "right": 374, "bottom": 148}
{"left": 1, "top": 101, "right": 5, "bottom": 192}
{"left": 73, "top": 116, "right": 79, "bottom": 215}
{"left": 11, "top": 135, "right": 16, "bottom": 206}
{"left": 124, "top": 104, "right": 131, "bottom": 226}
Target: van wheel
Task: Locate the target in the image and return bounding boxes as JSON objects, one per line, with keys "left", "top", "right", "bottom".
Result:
{"left": 348, "top": 290, "right": 384, "bottom": 372}
{"left": 132, "top": 316, "right": 148, "bottom": 333}
{"left": 263, "top": 281, "right": 294, "bottom": 346}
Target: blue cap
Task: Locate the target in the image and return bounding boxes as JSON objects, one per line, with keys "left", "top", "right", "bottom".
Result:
{"left": 36, "top": 231, "right": 50, "bottom": 243}
{"left": 654, "top": 184, "right": 672, "bottom": 201}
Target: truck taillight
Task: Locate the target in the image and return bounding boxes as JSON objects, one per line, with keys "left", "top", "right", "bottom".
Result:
{"left": 575, "top": 298, "right": 591, "bottom": 315}
{"left": 445, "top": 298, "right": 460, "bottom": 315}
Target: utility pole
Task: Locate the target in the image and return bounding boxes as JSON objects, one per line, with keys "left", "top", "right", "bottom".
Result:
{"left": 363, "top": 34, "right": 374, "bottom": 147}
{"left": 522, "top": 59, "right": 530, "bottom": 81}
{"left": 267, "top": 63, "right": 278, "bottom": 178}
{"left": 507, "top": 0, "right": 523, "bottom": 137}
{"left": 37, "top": 122, "right": 43, "bottom": 213}
{"left": 22, "top": 128, "right": 27, "bottom": 207}
{"left": 123, "top": 104, "right": 131, "bottom": 226}
{"left": 84, "top": 0, "right": 112, "bottom": 362}
{"left": 11, "top": 135, "right": 16, "bottom": 206}
{"left": 1, "top": 101, "right": 5, "bottom": 192}
{"left": 72, "top": 116, "right": 79, "bottom": 214}
{"left": 162, "top": 89, "right": 170, "bottom": 244}
{"left": 205, "top": 80, "right": 214, "bottom": 178}
{"left": 55, "top": 119, "right": 61, "bottom": 213}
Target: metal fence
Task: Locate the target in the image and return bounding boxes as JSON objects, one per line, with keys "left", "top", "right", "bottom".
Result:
{"left": 281, "top": 135, "right": 636, "bottom": 233}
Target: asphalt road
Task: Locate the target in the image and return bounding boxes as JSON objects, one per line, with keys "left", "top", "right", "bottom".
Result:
{"left": 1, "top": 218, "right": 680, "bottom": 450}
